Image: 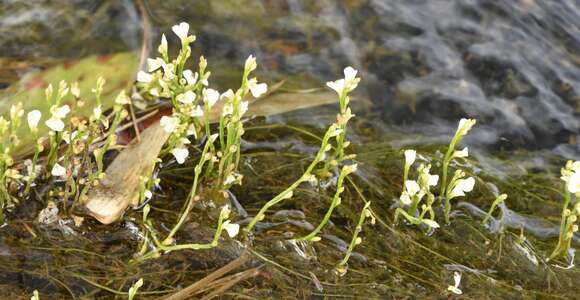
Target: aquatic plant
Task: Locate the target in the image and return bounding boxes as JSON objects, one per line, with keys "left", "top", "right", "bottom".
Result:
{"left": 394, "top": 118, "right": 476, "bottom": 229}
{"left": 335, "top": 201, "right": 374, "bottom": 276}
{"left": 481, "top": 193, "right": 507, "bottom": 225}
{"left": 549, "top": 160, "right": 580, "bottom": 261}
{"left": 440, "top": 118, "right": 476, "bottom": 223}
{"left": 394, "top": 155, "right": 440, "bottom": 229}
{"left": 245, "top": 66, "right": 360, "bottom": 234}
{"left": 133, "top": 22, "right": 255, "bottom": 258}
{"left": 0, "top": 103, "right": 24, "bottom": 221}
{"left": 295, "top": 163, "right": 358, "bottom": 242}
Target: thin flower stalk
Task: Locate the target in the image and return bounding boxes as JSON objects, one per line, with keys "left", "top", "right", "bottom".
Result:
{"left": 244, "top": 124, "right": 340, "bottom": 233}
{"left": 549, "top": 160, "right": 580, "bottom": 261}
{"left": 296, "top": 164, "right": 357, "bottom": 242}
{"left": 482, "top": 194, "right": 507, "bottom": 225}
{"left": 162, "top": 134, "right": 217, "bottom": 244}
{"left": 336, "top": 202, "right": 374, "bottom": 276}
{"left": 440, "top": 119, "right": 475, "bottom": 222}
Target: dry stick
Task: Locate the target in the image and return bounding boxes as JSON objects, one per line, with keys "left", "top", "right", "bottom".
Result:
{"left": 193, "top": 266, "right": 261, "bottom": 296}
{"left": 199, "top": 267, "right": 262, "bottom": 300}
{"left": 160, "top": 253, "right": 251, "bottom": 300}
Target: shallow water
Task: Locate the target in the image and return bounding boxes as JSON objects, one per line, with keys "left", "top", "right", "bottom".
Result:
{"left": 0, "top": 0, "right": 579, "bottom": 298}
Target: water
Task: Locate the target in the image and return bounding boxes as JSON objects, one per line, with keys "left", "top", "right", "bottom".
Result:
{"left": 1, "top": 0, "right": 579, "bottom": 298}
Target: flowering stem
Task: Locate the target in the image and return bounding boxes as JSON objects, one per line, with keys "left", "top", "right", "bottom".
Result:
{"left": 23, "top": 134, "right": 40, "bottom": 196}
{"left": 337, "top": 202, "right": 371, "bottom": 271}
{"left": 482, "top": 194, "right": 506, "bottom": 225}
{"left": 162, "top": 138, "right": 213, "bottom": 244}
{"left": 245, "top": 127, "right": 335, "bottom": 233}
{"left": 549, "top": 187, "right": 572, "bottom": 260}
{"left": 296, "top": 166, "right": 349, "bottom": 241}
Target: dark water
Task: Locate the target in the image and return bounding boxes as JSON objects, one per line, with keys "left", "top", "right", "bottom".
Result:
{"left": 1, "top": 0, "right": 580, "bottom": 298}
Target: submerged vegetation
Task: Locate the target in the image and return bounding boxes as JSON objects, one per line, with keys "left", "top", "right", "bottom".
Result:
{"left": 0, "top": 20, "right": 579, "bottom": 298}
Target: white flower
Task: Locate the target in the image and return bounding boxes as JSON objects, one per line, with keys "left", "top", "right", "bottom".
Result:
{"left": 248, "top": 78, "right": 268, "bottom": 98}
{"left": 161, "top": 63, "right": 176, "bottom": 80}
{"left": 221, "top": 89, "right": 235, "bottom": 101}
{"left": 240, "top": 101, "right": 249, "bottom": 115}
{"left": 147, "top": 58, "right": 163, "bottom": 72}
{"left": 70, "top": 82, "right": 80, "bottom": 98}
{"left": 447, "top": 272, "right": 463, "bottom": 295}
{"left": 209, "top": 133, "right": 219, "bottom": 144}
{"left": 422, "top": 219, "right": 440, "bottom": 229}
{"left": 449, "top": 177, "right": 475, "bottom": 198}
{"left": 27, "top": 110, "right": 41, "bottom": 130}
{"left": 326, "top": 66, "right": 360, "bottom": 95}
{"left": 427, "top": 174, "right": 439, "bottom": 186}
{"left": 454, "top": 147, "right": 469, "bottom": 158}
{"left": 183, "top": 69, "right": 197, "bottom": 85}
{"left": 204, "top": 89, "right": 220, "bottom": 107}
{"left": 343, "top": 164, "right": 358, "bottom": 175}
{"left": 158, "top": 34, "right": 168, "bottom": 56}
{"left": 572, "top": 161, "right": 580, "bottom": 172}
{"left": 52, "top": 105, "right": 70, "bottom": 119}
{"left": 137, "top": 71, "right": 153, "bottom": 83}
{"left": 568, "top": 171, "right": 580, "bottom": 194}
{"left": 149, "top": 88, "right": 160, "bottom": 97}
{"left": 326, "top": 79, "right": 345, "bottom": 95}
{"left": 172, "top": 22, "right": 190, "bottom": 41}
{"left": 222, "top": 221, "right": 240, "bottom": 238}
{"left": 404, "top": 149, "right": 416, "bottom": 166}
{"left": 245, "top": 55, "right": 257, "bottom": 73}
{"left": 457, "top": 118, "right": 476, "bottom": 136}
{"left": 177, "top": 90, "right": 196, "bottom": 104}
{"left": 144, "top": 190, "right": 153, "bottom": 200}
{"left": 400, "top": 192, "right": 411, "bottom": 205}
{"left": 221, "top": 204, "right": 231, "bottom": 218}
{"left": 224, "top": 174, "right": 237, "bottom": 186}
{"left": 171, "top": 147, "right": 189, "bottom": 164}
{"left": 344, "top": 66, "right": 358, "bottom": 83}
{"left": 62, "top": 131, "right": 79, "bottom": 144}
{"left": 93, "top": 105, "right": 102, "bottom": 120}
{"left": 405, "top": 180, "right": 421, "bottom": 196}
{"left": 189, "top": 105, "right": 204, "bottom": 118}
{"left": 160, "top": 116, "right": 179, "bottom": 133}
{"left": 222, "top": 104, "right": 233, "bottom": 117}
{"left": 51, "top": 163, "right": 66, "bottom": 177}
{"left": 115, "top": 91, "right": 130, "bottom": 105}
{"left": 46, "top": 117, "right": 65, "bottom": 132}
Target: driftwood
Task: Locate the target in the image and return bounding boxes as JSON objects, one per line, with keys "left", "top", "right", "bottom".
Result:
{"left": 83, "top": 91, "right": 344, "bottom": 224}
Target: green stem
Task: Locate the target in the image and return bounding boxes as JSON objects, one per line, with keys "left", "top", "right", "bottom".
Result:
{"left": 296, "top": 167, "right": 349, "bottom": 241}
{"left": 162, "top": 140, "right": 212, "bottom": 244}
{"left": 337, "top": 203, "right": 370, "bottom": 268}
{"left": 245, "top": 127, "right": 335, "bottom": 233}
{"left": 549, "top": 187, "right": 571, "bottom": 260}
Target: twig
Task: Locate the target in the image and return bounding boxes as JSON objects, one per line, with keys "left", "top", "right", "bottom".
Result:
{"left": 160, "top": 252, "right": 251, "bottom": 300}
{"left": 199, "top": 266, "right": 262, "bottom": 300}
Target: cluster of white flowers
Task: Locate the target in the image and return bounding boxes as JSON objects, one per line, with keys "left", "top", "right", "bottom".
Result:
{"left": 561, "top": 160, "right": 580, "bottom": 195}
{"left": 45, "top": 105, "right": 70, "bottom": 132}
{"left": 137, "top": 22, "right": 268, "bottom": 169}
{"left": 400, "top": 150, "right": 438, "bottom": 205}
